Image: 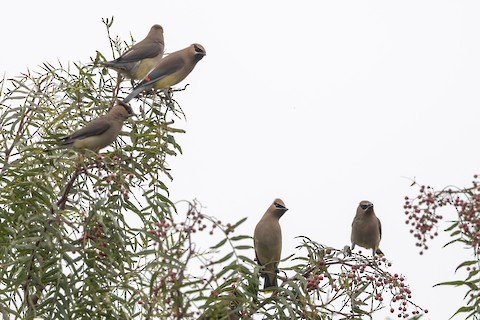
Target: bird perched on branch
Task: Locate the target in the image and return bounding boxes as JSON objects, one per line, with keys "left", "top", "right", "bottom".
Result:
{"left": 254, "top": 198, "right": 288, "bottom": 290}
{"left": 122, "top": 43, "right": 206, "bottom": 103}
{"left": 350, "top": 200, "right": 385, "bottom": 257}
{"left": 99, "top": 24, "right": 165, "bottom": 80}
{"left": 46, "top": 101, "right": 133, "bottom": 152}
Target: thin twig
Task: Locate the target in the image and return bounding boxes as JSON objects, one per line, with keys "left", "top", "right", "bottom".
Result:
{"left": 1, "top": 76, "right": 43, "bottom": 173}
{"left": 57, "top": 162, "right": 84, "bottom": 210}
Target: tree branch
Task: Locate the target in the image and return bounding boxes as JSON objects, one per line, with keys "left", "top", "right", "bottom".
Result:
{"left": 57, "top": 162, "right": 84, "bottom": 210}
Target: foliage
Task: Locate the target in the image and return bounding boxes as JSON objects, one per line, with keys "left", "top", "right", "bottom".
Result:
{"left": 0, "top": 18, "right": 426, "bottom": 319}
{"left": 405, "top": 177, "right": 480, "bottom": 319}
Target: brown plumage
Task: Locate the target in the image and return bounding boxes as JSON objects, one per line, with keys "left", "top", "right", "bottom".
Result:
{"left": 254, "top": 198, "right": 288, "bottom": 290}
{"left": 47, "top": 101, "right": 133, "bottom": 152}
{"left": 99, "top": 24, "right": 165, "bottom": 80}
{"left": 351, "top": 200, "right": 384, "bottom": 257}
{"left": 123, "top": 43, "right": 206, "bottom": 103}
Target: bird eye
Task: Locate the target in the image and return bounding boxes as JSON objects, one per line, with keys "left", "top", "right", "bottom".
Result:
{"left": 194, "top": 45, "right": 203, "bottom": 53}
{"left": 274, "top": 202, "right": 285, "bottom": 209}
{"left": 360, "top": 204, "right": 368, "bottom": 210}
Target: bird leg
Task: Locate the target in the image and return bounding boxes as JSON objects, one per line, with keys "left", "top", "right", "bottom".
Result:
{"left": 344, "top": 245, "right": 352, "bottom": 256}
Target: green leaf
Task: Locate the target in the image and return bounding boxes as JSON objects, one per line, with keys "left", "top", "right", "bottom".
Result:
{"left": 234, "top": 245, "right": 252, "bottom": 250}
{"left": 231, "top": 217, "right": 248, "bottom": 229}
{"left": 212, "top": 252, "right": 234, "bottom": 265}
{"left": 434, "top": 280, "right": 465, "bottom": 287}
{"left": 210, "top": 238, "right": 228, "bottom": 250}
{"left": 229, "top": 235, "right": 251, "bottom": 241}
{"left": 449, "top": 306, "right": 475, "bottom": 319}
{"left": 444, "top": 221, "right": 459, "bottom": 232}
{"left": 455, "top": 260, "right": 478, "bottom": 273}
{"left": 443, "top": 238, "right": 462, "bottom": 248}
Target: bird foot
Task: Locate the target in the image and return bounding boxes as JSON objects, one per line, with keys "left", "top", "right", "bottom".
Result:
{"left": 344, "top": 245, "right": 352, "bottom": 256}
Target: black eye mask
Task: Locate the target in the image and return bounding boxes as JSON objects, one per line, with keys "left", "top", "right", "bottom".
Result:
{"left": 274, "top": 202, "right": 286, "bottom": 209}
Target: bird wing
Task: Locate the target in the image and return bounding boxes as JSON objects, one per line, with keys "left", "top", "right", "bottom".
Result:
{"left": 119, "top": 42, "right": 162, "bottom": 62}
{"left": 254, "top": 248, "right": 263, "bottom": 266}
{"left": 122, "top": 55, "right": 184, "bottom": 103}
{"left": 377, "top": 217, "right": 382, "bottom": 239}
{"left": 63, "top": 118, "right": 111, "bottom": 142}
{"left": 140, "top": 55, "right": 184, "bottom": 86}
{"left": 253, "top": 236, "right": 262, "bottom": 264}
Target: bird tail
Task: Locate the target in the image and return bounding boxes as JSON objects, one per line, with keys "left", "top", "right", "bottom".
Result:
{"left": 123, "top": 85, "right": 146, "bottom": 103}
{"left": 375, "top": 248, "right": 385, "bottom": 257}
{"left": 97, "top": 60, "right": 135, "bottom": 75}
{"left": 97, "top": 60, "right": 117, "bottom": 68}
{"left": 44, "top": 136, "right": 74, "bottom": 151}
{"left": 263, "top": 273, "right": 278, "bottom": 290}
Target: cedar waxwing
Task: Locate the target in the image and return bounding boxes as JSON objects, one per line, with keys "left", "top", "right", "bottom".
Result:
{"left": 122, "top": 43, "right": 206, "bottom": 103}
{"left": 99, "top": 24, "right": 165, "bottom": 80}
{"left": 254, "top": 198, "right": 288, "bottom": 290}
{"left": 47, "top": 101, "right": 133, "bottom": 152}
{"left": 350, "top": 200, "right": 385, "bottom": 257}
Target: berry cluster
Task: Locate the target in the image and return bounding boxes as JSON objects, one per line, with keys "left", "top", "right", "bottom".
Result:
{"left": 405, "top": 175, "right": 480, "bottom": 255}
{"left": 404, "top": 185, "right": 445, "bottom": 254}
{"left": 454, "top": 176, "right": 480, "bottom": 255}
{"left": 147, "top": 205, "right": 235, "bottom": 243}
{"left": 301, "top": 247, "right": 427, "bottom": 319}
{"left": 94, "top": 154, "right": 135, "bottom": 200}
{"left": 77, "top": 222, "right": 109, "bottom": 259}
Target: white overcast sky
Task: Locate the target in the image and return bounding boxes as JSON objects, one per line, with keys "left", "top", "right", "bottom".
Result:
{"left": 2, "top": 1, "right": 480, "bottom": 319}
